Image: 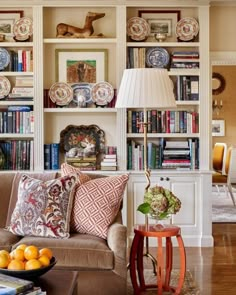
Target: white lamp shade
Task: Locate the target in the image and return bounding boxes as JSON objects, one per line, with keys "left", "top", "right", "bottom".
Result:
{"left": 115, "top": 68, "right": 176, "bottom": 108}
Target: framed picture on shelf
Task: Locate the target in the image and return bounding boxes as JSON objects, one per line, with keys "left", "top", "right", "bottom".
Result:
{"left": 212, "top": 120, "right": 225, "bottom": 137}
{"left": 138, "top": 10, "right": 180, "bottom": 41}
{"left": 55, "top": 49, "right": 108, "bottom": 84}
{"left": 0, "top": 10, "right": 23, "bottom": 41}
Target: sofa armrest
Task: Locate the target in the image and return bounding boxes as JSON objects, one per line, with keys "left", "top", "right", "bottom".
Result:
{"left": 107, "top": 218, "right": 127, "bottom": 279}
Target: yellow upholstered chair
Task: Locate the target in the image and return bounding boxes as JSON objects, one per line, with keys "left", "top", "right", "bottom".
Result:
{"left": 212, "top": 142, "right": 227, "bottom": 174}
{"left": 212, "top": 146, "right": 236, "bottom": 206}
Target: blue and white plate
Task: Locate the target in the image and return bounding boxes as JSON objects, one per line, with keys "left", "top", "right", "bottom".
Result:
{"left": 146, "top": 47, "right": 170, "bottom": 68}
{"left": 0, "top": 48, "right": 10, "bottom": 71}
{"left": 71, "top": 83, "right": 93, "bottom": 106}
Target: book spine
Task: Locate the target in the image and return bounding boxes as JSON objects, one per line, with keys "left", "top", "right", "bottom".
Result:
{"left": 18, "top": 49, "right": 23, "bottom": 72}
{"left": 44, "top": 144, "right": 51, "bottom": 170}
{"left": 50, "top": 143, "right": 59, "bottom": 170}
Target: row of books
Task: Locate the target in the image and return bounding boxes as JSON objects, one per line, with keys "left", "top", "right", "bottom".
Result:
{"left": 0, "top": 107, "right": 34, "bottom": 134}
{"left": 6, "top": 49, "right": 33, "bottom": 72}
{"left": 127, "top": 138, "right": 199, "bottom": 171}
{"left": 127, "top": 110, "right": 199, "bottom": 134}
{"left": 44, "top": 143, "right": 60, "bottom": 170}
{"left": 0, "top": 140, "right": 34, "bottom": 170}
{"left": 175, "top": 76, "right": 199, "bottom": 101}
{"left": 170, "top": 51, "right": 199, "bottom": 70}
{"left": 100, "top": 146, "right": 117, "bottom": 171}
{"left": 0, "top": 273, "right": 46, "bottom": 295}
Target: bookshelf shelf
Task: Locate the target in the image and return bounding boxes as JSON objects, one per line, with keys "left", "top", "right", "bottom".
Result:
{"left": 127, "top": 133, "right": 199, "bottom": 138}
{"left": 126, "top": 42, "right": 200, "bottom": 47}
{"left": 0, "top": 72, "right": 34, "bottom": 76}
{"left": 44, "top": 108, "right": 117, "bottom": 113}
{"left": 0, "top": 134, "right": 34, "bottom": 139}
{"left": 44, "top": 38, "right": 117, "bottom": 44}
{"left": 0, "top": 101, "right": 34, "bottom": 106}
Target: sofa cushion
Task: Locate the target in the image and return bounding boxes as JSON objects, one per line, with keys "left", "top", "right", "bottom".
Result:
{"left": 0, "top": 228, "right": 22, "bottom": 252}
{"left": 62, "top": 165, "right": 129, "bottom": 239}
{"left": 13, "top": 233, "right": 114, "bottom": 270}
{"left": 8, "top": 174, "right": 78, "bottom": 239}
{"left": 6, "top": 172, "right": 57, "bottom": 228}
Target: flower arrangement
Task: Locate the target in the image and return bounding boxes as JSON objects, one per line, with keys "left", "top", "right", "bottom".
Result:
{"left": 137, "top": 185, "right": 181, "bottom": 220}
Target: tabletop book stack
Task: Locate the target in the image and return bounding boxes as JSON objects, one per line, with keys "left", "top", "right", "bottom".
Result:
{"left": 0, "top": 273, "right": 46, "bottom": 295}
{"left": 100, "top": 146, "right": 117, "bottom": 171}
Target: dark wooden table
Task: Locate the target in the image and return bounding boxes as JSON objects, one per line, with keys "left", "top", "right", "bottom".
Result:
{"left": 35, "top": 269, "right": 78, "bottom": 295}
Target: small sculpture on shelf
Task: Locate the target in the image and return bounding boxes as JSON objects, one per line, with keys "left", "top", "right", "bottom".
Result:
{"left": 56, "top": 12, "right": 105, "bottom": 38}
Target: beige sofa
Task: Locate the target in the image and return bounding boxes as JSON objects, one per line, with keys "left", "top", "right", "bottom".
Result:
{"left": 0, "top": 172, "right": 127, "bottom": 295}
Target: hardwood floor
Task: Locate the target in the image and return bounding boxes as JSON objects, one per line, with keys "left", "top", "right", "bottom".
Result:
{"left": 129, "top": 223, "right": 236, "bottom": 294}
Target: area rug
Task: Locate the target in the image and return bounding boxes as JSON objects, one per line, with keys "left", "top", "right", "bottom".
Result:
{"left": 127, "top": 269, "right": 200, "bottom": 294}
{"left": 212, "top": 192, "right": 236, "bottom": 222}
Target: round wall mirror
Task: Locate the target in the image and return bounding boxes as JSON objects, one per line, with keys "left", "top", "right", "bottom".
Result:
{"left": 212, "top": 72, "right": 226, "bottom": 95}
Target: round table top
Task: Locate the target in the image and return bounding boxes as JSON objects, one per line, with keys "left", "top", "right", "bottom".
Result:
{"left": 134, "top": 224, "right": 181, "bottom": 237}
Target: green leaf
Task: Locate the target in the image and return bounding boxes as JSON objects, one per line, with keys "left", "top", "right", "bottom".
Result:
{"left": 137, "top": 203, "right": 150, "bottom": 214}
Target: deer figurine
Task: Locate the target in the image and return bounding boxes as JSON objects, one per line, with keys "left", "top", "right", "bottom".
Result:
{"left": 56, "top": 12, "right": 105, "bottom": 38}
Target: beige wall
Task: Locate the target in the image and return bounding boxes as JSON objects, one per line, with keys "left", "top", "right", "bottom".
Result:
{"left": 210, "top": 6, "right": 236, "bottom": 149}
{"left": 212, "top": 66, "right": 236, "bottom": 147}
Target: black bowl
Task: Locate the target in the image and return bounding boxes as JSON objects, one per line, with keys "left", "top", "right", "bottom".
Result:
{"left": 0, "top": 257, "right": 57, "bottom": 280}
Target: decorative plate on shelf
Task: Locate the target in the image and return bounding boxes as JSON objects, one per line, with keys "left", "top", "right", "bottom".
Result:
{"left": 49, "top": 82, "right": 73, "bottom": 106}
{"left": 127, "top": 17, "right": 150, "bottom": 41}
{"left": 60, "top": 124, "right": 106, "bottom": 157}
{"left": 0, "top": 76, "right": 11, "bottom": 98}
{"left": 71, "top": 83, "right": 93, "bottom": 106}
{"left": 146, "top": 47, "right": 170, "bottom": 68}
{"left": 13, "top": 17, "right": 33, "bottom": 41}
{"left": 175, "top": 17, "right": 199, "bottom": 41}
{"left": 91, "top": 82, "right": 114, "bottom": 106}
{"left": 0, "top": 48, "right": 10, "bottom": 71}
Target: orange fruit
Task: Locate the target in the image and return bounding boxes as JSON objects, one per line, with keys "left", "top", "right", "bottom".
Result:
{"left": 38, "top": 255, "right": 50, "bottom": 267}
{"left": 0, "top": 253, "right": 9, "bottom": 268}
{"left": 25, "top": 259, "right": 42, "bottom": 270}
{"left": 12, "top": 249, "right": 25, "bottom": 261}
{"left": 24, "top": 245, "right": 39, "bottom": 261}
{"left": 39, "top": 248, "right": 53, "bottom": 260}
{"left": 16, "top": 244, "right": 28, "bottom": 251}
{"left": 0, "top": 250, "right": 11, "bottom": 264}
{"left": 8, "top": 259, "right": 24, "bottom": 270}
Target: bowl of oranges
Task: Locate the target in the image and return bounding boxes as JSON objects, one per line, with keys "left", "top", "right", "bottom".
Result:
{"left": 0, "top": 244, "right": 56, "bottom": 280}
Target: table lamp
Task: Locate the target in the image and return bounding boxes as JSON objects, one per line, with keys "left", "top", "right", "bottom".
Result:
{"left": 116, "top": 68, "right": 176, "bottom": 272}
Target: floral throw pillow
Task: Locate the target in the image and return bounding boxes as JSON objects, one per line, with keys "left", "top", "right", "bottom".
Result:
{"left": 8, "top": 174, "right": 78, "bottom": 239}
{"left": 70, "top": 174, "right": 129, "bottom": 239}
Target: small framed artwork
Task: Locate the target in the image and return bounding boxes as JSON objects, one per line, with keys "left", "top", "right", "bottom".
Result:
{"left": 212, "top": 120, "right": 225, "bottom": 137}
{"left": 55, "top": 49, "right": 108, "bottom": 84}
{"left": 138, "top": 10, "right": 180, "bottom": 41}
{"left": 0, "top": 10, "right": 23, "bottom": 41}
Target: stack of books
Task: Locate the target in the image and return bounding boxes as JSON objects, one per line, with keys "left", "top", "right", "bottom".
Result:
{"left": 170, "top": 51, "right": 199, "bottom": 69}
{"left": 7, "top": 77, "right": 34, "bottom": 101}
{"left": 0, "top": 273, "right": 46, "bottom": 294}
{"left": 100, "top": 147, "right": 117, "bottom": 171}
{"left": 65, "top": 156, "right": 97, "bottom": 171}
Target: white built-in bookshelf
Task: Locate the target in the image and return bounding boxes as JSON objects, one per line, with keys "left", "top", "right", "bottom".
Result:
{"left": 0, "top": 0, "right": 212, "bottom": 248}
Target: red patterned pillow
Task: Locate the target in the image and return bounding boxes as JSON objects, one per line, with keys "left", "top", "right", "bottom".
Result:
{"left": 61, "top": 163, "right": 91, "bottom": 184}
{"left": 70, "top": 174, "right": 129, "bottom": 239}
{"left": 8, "top": 174, "right": 78, "bottom": 239}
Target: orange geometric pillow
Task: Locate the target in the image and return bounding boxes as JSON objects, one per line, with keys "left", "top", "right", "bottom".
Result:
{"left": 69, "top": 174, "right": 129, "bottom": 239}
{"left": 61, "top": 162, "right": 91, "bottom": 184}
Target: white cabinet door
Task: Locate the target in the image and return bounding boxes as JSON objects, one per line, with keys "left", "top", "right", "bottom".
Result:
{"left": 128, "top": 173, "right": 202, "bottom": 247}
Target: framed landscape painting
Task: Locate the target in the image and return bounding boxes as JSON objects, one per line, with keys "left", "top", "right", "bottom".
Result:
{"left": 138, "top": 10, "right": 180, "bottom": 41}
{"left": 0, "top": 10, "right": 23, "bottom": 41}
{"left": 55, "top": 49, "right": 108, "bottom": 84}
{"left": 212, "top": 120, "right": 225, "bottom": 137}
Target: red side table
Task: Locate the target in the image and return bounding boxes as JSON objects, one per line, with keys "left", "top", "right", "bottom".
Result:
{"left": 129, "top": 224, "right": 186, "bottom": 295}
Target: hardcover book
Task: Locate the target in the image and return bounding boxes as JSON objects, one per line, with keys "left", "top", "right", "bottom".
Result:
{"left": 0, "top": 273, "right": 34, "bottom": 294}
